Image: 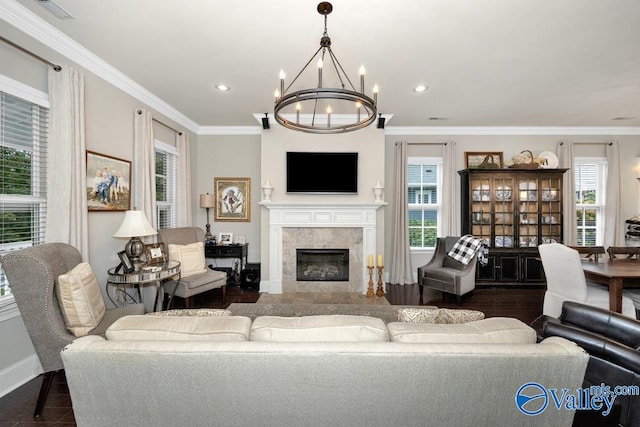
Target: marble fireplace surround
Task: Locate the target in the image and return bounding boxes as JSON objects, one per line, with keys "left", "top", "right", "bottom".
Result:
{"left": 261, "top": 203, "right": 385, "bottom": 294}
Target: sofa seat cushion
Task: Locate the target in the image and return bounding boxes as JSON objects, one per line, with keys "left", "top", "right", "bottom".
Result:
{"left": 106, "top": 315, "right": 251, "bottom": 341}
{"left": 171, "top": 269, "right": 227, "bottom": 290}
{"left": 250, "top": 315, "right": 389, "bottom": 342}
{"left": 56, "top": 262, "right": 106, "bottom": 337}
{"left": 167, "top": 242, "right": 207, "bottom": 277}
{"left": 398, "top": 308, "right": 485, "bottom": 324}
{"left": 387, "top": 317, "right": 536, "bottom": 344}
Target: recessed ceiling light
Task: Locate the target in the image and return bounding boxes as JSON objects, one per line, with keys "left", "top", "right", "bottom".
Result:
{"left": 612, "top": 116, "right": 636, "bottom": 121}
{"left": 413, "top": 85, "right": 428, "bottom": 93}
{"left": 429, "top": 117, "right": 448, "bottom": 121}
{"left": 35, "top": 0, "right": 73, "bottom": 19}
{"left": 215, "top": 84, "right": 230, "bottom": 91}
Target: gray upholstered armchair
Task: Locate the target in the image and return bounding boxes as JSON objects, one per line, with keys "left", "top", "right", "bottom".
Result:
{"left": 1, "top": 243, "right": 144, "bottom": 417}
{"left": 158, "top": 227, "right": 228, "bottom": 308}
{"left": 417, "top": 236, "right": 478, "bottom": 304}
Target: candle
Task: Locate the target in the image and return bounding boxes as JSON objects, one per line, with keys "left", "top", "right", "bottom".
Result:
{"left": 359, "top": 65, "right": 366, "bottom": 93}
{"left": 368, "top": 255, "right": 374, "bottom": 267}
{"left": 377, "top": 254, "right": 383, "bottom": 267}
{"left": 296, "top": 102, "right": 301, "bottom": 123}
{"left": 373, "top": 84, "right": 379, "bottom": 104}
{"left": 317, "top": 58, "right": 323, "bottom": 88}
{"left": 279, "top": 69, "right": 285, "bottom": 95}
{"left": 274, "top": 89, "right": 280, "bottom": 102}
{"left": 327, "top": 105, "right": 331, "bottom": 127}
{"left": 356, "top": 101, "right": 361, "bottom": 122}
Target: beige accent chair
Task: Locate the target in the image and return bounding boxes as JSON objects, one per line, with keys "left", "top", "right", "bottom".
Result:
{"left": 158, "top": 227, "right": 228, "bottom": 308}
{"left": 0, "top": 243, "right": 144, "bottom": 418}
{"left": 539, "top": 243, "right": 636, "bottom": 318}
{"left": 417, "top": 236, "right": 477, "bottom": 305}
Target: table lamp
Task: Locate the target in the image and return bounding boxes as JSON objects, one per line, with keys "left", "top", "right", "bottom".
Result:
{"left": 113, "top": 210, "right": 157, "bottom": 265}
{"left": 200, "top": 193, "right": 216, "bottom": 240}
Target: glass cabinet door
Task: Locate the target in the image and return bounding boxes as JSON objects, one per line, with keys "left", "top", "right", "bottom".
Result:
{"left": 492, "top": 176, "right": 514, "bottom": 249}
{"left": 517, "top": 179, "right": 539, "bottom": 248}
{"left": 539, "top": 175, "right": 562, "bottom": 244}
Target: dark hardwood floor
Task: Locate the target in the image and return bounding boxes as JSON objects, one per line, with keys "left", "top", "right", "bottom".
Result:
{"left": 0, "top": 283, "right": 544, "bottom": 425}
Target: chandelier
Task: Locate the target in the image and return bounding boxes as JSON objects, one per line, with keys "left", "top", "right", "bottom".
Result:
{"left": 273, "top": 2, "right": 378, "bottom": 134}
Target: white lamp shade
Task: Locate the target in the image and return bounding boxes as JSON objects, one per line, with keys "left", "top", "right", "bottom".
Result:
{"left": 113, "top": 210, "right": 157, "bottom": 238}
{"left": 200, "top": 194, "right": 216, "bottom": 208}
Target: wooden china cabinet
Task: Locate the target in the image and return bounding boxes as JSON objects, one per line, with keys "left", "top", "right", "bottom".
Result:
{"left": 459, "top": 168, "right": 568, "bottom": 285}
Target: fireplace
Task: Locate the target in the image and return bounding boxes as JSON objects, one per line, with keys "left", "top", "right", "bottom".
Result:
{"left": 296, "top": 249, "right": 349, "bottom": 281}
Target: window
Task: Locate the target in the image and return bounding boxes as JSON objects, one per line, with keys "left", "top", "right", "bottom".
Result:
{"left": 155, "top": 140, "right": 177, "bottom": 230}
{"left": 0, "top": 81, "right": 49, "bottom": 305}
{"left": 408, "top": 157, "right": 442, "bottom": 249}
{"left": 574, "top": 157, "right": 606, "bottom": 246}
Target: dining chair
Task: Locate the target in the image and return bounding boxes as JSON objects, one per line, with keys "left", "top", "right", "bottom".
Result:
{"left": 607, "top": 246, "right": 640, "bottom": 260}
{"left": 568, "top": 245, "right": 606, "bottom": 262}
{"left": 538, "top": 243, "right": 636, "bottom": 318}
{"left": 1, "top": 243, "right": 144, "bottom": 418}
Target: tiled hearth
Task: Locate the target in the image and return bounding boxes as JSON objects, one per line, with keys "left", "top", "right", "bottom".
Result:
{"left": 261, "top": 202, "right": 385, "bottom": 294}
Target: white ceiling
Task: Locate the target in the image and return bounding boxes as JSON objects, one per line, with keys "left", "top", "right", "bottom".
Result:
{"left": 4, "top": 0, "right": 640, "bottom": 131}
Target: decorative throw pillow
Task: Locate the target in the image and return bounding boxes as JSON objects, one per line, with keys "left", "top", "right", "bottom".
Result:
{"left": 167, "top": 242, "right": 207, "bottom": 277}
{"left": 56, "top": 262, "right": 106, "bottom": 337}
{"left": 398, "top": 308, "right": 485, "bottom": 324}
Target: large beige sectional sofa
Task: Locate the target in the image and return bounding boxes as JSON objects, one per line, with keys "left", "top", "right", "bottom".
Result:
{"left": 61, "top": 312, "right": 589, "bottom": 427}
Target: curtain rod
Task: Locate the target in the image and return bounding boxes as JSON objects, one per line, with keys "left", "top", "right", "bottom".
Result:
{"left": 0, "top": 36, "right": 61, "bottom": 72}
{"left": 559, "top": 141, "right": 613, "bottom": 146}
{"left": 404, "top": 142, "right": 448, "bottom": 146}
{"left": 136, "top": 109, "right": 183, "bottom": 135}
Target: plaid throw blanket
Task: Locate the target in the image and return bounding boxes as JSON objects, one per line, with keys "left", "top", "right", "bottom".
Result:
{"left": 447, "top": 235, "right": 489, "bottom": 266}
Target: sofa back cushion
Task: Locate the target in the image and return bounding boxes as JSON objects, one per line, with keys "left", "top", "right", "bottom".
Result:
{"left": 106, "top": 315, "right": 251, "bottom": 341}
{"left": 56, "top": 262, "right": 106, "bottom": 336}
{"left": 387, "top": 317, "right": 536, "bottom": 344}
{"left": 250, "top": 315, "right": 389, "bottom": 342}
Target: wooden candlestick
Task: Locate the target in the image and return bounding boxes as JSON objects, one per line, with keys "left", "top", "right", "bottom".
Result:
{"left": 376, "top": 266, "right": 384, "bottom": 297}
{"left": 367, "top": 266, "right": 375, "bottom": 298}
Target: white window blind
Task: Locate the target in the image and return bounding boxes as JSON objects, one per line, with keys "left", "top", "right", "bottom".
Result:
{"left": 155, "top": 140, "right": 177, "bottom": 230}
{"left": 574, "top": 157, "right": 606, "bottom": 246}
{"left": 0, "top": 90, "right": 49, "bottom": 303}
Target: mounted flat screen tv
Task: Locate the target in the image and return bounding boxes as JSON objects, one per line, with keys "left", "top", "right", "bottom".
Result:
{"left": 286, "top": 152, "right": 358, "bottom": 194}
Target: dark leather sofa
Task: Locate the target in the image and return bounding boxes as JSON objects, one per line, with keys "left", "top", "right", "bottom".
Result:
{"left": 533, "top": 301, "right": 640, "bottom": 427}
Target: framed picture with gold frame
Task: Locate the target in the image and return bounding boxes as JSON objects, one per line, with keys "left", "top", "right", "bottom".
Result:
{"left": 214, "top": 177, "right": 251, "bottom": 222}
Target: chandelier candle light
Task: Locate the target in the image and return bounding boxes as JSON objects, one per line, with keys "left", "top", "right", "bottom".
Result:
{"left": 274, "top": 2, "right": 379, "bottom": 134}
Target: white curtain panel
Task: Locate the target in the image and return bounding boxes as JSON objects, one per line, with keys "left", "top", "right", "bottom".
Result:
{"left": 389, "top": 141, "right": 414, "bottom": 285}
{"left": 441, "top": 141, "right": 457, "bottom": 235}
{"left": 557, "top": 140, "right": 577, "bottom": 245}
{"left": 176, "top": 132, "right": 192, "bottom": 227}
{"left": 46, "top": 66, "right": 89, "bottom": 259}
{"left": 605, "top": 141, "right": 622, "bottom": 246}
{"left": 133, "top": 109, "right": 157, "bottom": 229}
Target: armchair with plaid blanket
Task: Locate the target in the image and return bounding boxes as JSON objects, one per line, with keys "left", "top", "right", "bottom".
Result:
{"left": 417, "top": 236, "right": 479, "bottom": 304}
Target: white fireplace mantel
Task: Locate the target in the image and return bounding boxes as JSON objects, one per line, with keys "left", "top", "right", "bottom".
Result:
{"left": 260, "top": 202, "right": 386, "bottom": 294}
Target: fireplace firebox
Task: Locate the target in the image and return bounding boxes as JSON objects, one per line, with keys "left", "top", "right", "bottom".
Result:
{"left": 296, "top": 249, "right": 349, "bottom": 281}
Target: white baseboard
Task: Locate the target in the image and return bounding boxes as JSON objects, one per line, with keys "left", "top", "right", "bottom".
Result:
{"left": 0, "top": 354, "right": 43, "bottom": 398}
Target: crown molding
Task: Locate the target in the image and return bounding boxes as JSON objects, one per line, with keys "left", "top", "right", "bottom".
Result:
{"left": 0, "top": 0, "right": 199, "bottom": 134}
{"left": 199, "top": 126, "right": 262, "bottom": 136}
{"left": 385, "top": 126, "right": 640, "bottom": 136}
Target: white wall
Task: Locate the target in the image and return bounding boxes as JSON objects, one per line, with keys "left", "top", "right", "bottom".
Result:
{"left": 259, "top": 125, "right": 387, "bottom": 286}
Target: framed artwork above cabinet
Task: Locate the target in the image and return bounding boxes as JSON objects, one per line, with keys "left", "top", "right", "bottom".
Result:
{"left": 459, "top": 168, "right": 568, "bottom": 285}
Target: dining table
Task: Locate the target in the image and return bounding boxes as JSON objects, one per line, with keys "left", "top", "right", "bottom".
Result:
{"left": 581, "top": 258, "right": 640, "bottom": 313}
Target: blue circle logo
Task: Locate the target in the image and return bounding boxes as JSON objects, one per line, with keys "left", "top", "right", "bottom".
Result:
{"left": 516, "top": 382, "right": 548, "bottom": 416}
